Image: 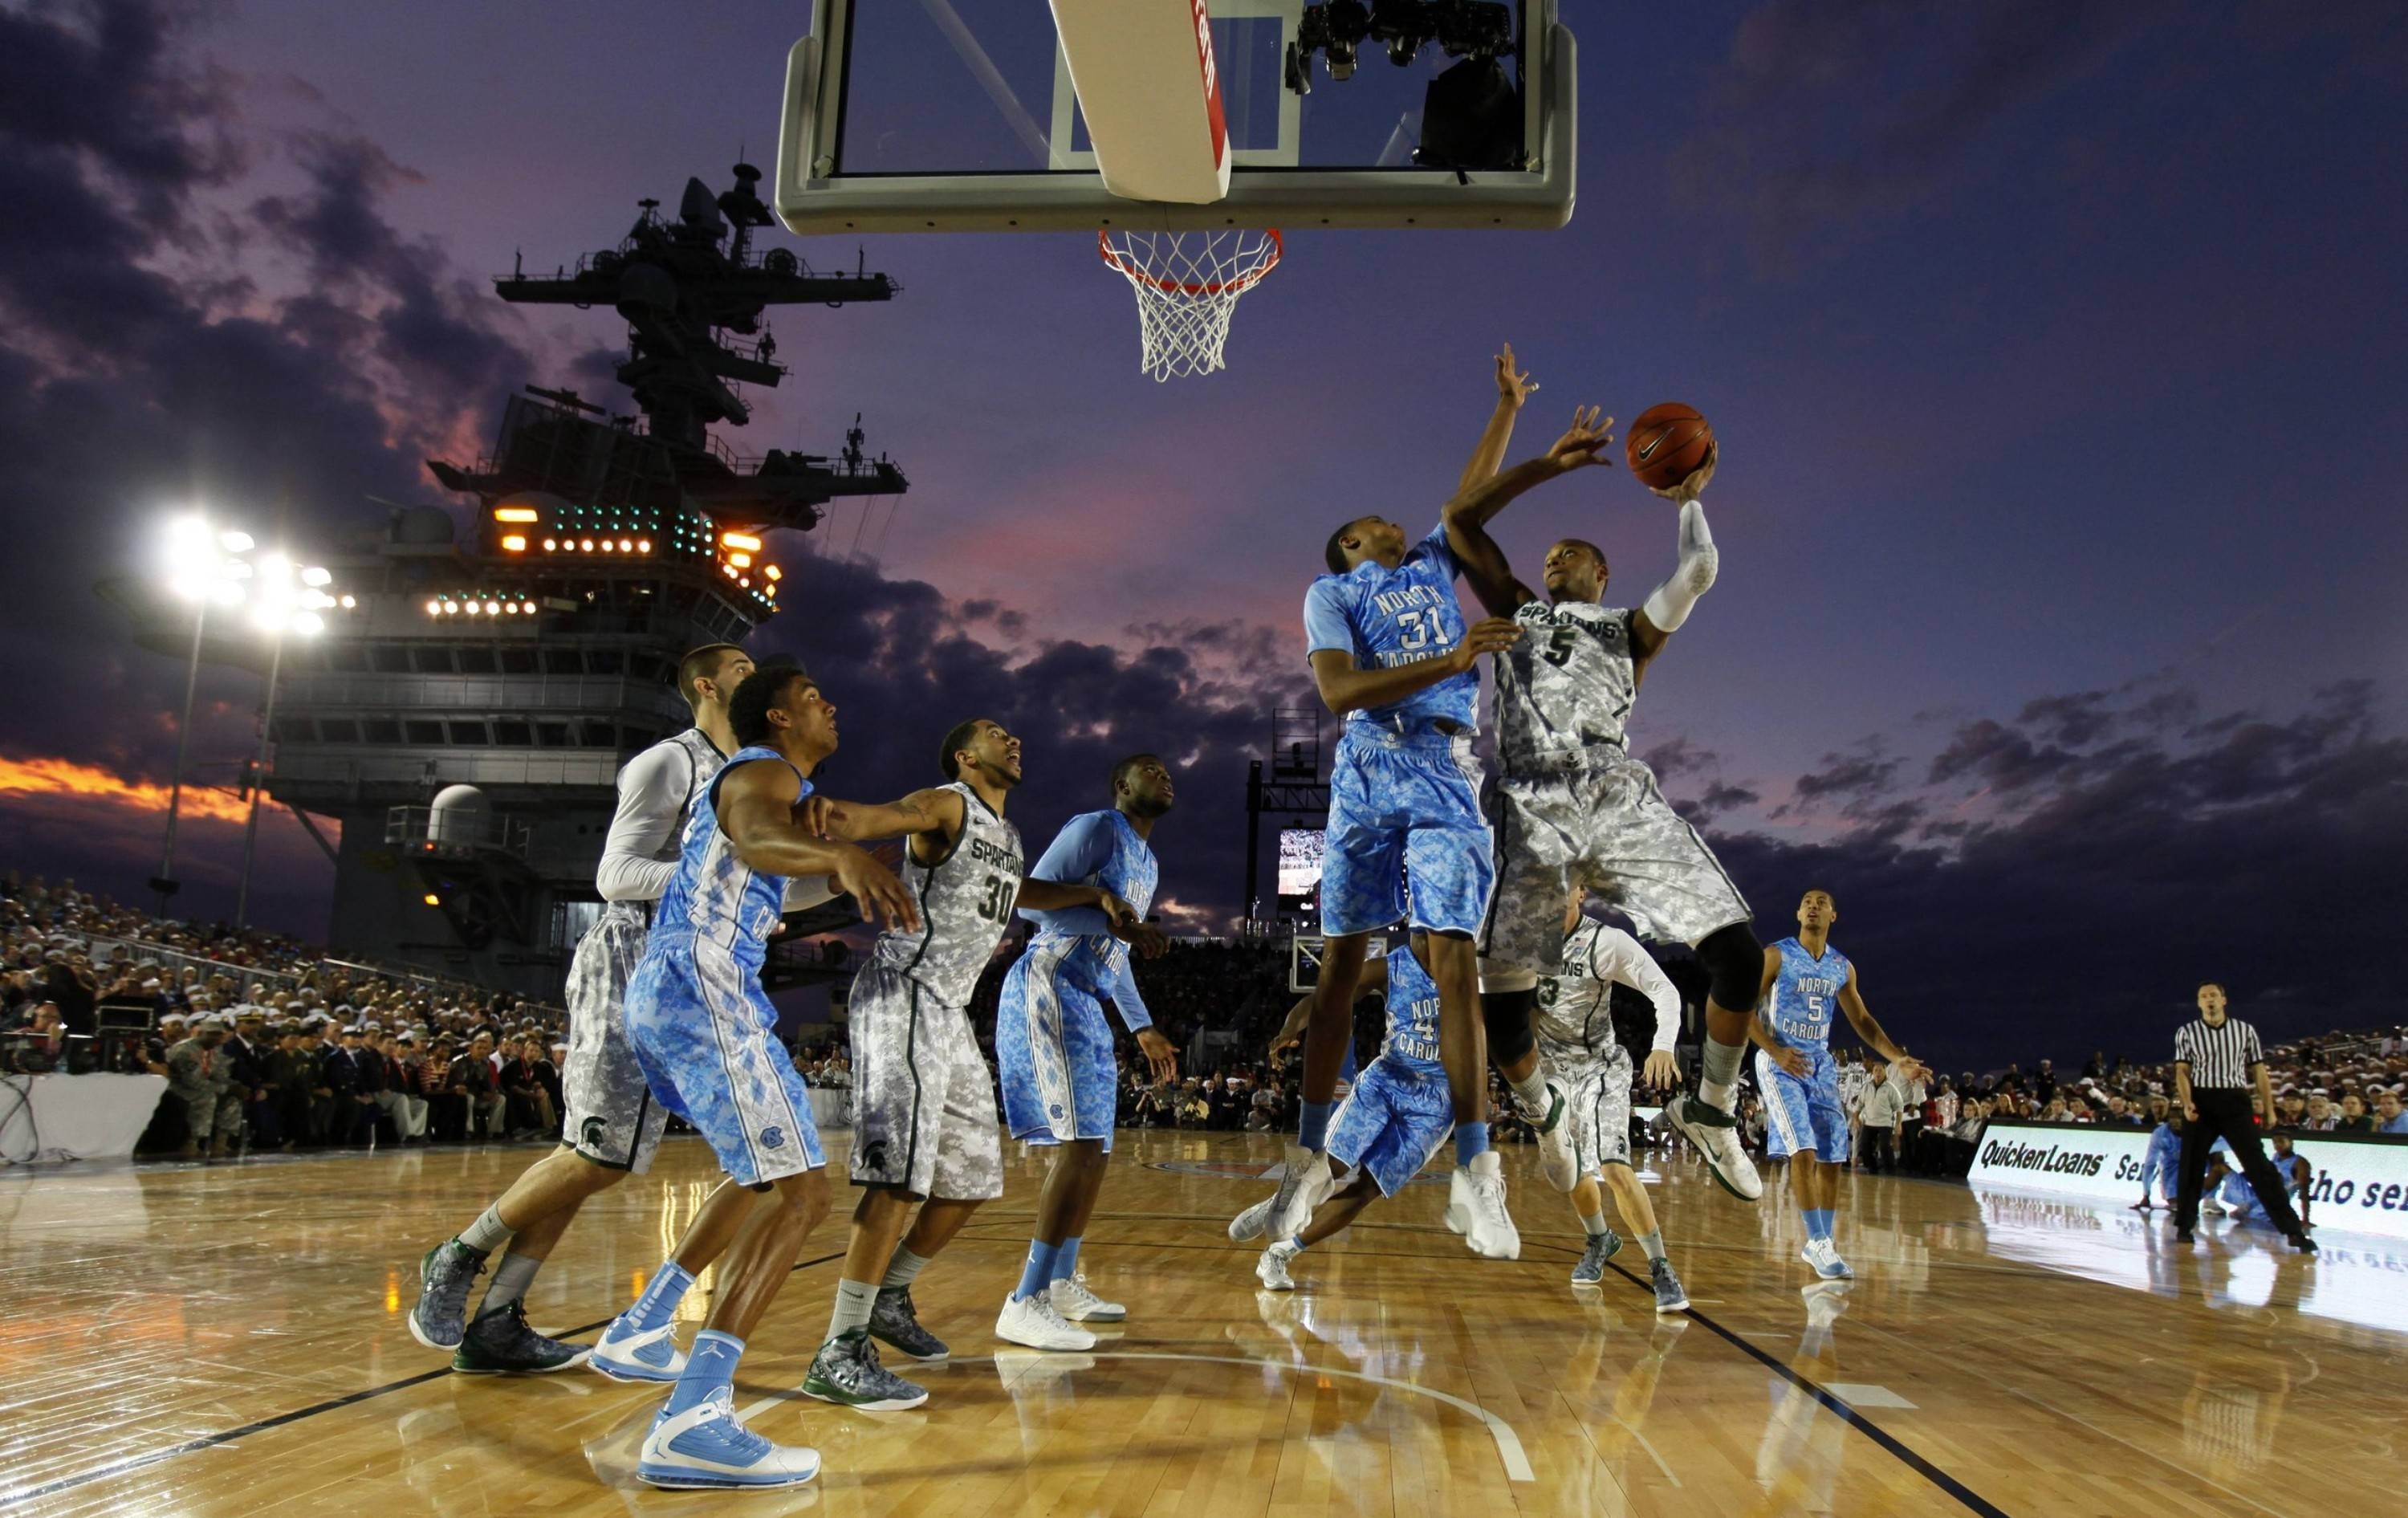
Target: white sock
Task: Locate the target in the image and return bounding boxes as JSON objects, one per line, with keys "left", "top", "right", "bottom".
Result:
{"left": 1578, "top": 1208, "right": 1610, "bottom": 1238}
{"left": 881, "top": 1247, "right": 933, "bottom": 1292}
{"left": 826, "top": 1277, "right": 877, "bottom": 1341}
{"left": 458, "top": 1203, "right": 510, "bottom": 1255}
{"left": 1637, "top": 1231, "right": 1666, "bottom": 1262}
{"left": 1507, "top": 1067, "right": 1552, "bottom": 1118}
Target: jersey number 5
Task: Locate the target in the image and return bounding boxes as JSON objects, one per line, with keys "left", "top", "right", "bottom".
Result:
{"left": 974, "top": 876, "right": 1014, "bottom": 924}
{"left": 1540, "top": 625, "right": 1579, "bottom": 667}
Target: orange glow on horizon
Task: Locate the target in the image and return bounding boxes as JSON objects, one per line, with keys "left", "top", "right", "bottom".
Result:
{"left": 0, "top": 755, "right": 252, "bottom": 824}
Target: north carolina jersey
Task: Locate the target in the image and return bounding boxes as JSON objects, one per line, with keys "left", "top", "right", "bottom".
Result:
{"left": 1019, "top": 808, "right": 1159, "bottom": 989}
{"left": 872, "top": 782, "right": 1026, "bottom": 1007}
{"left": 1376, "top": 943, "right": 1444, "bottom": 1075}
{"left": 1303, "top": 520, "right": 1477, "bottom": 731}
{"left": 1765, "top": 938, "right": 1851, "bottom": 1052}
{"left": 1494, "top": 599, "right": 1638, "bottom": 767}
{"left": 649, "top": 745, "right": 805, "bottom": 971}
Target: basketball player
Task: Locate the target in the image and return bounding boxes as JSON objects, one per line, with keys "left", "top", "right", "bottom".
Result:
{"left": 409, "top": 644, "right": 816, "bottom": 1376}
{"left": 777, "top": 719, "right": 1143, "bottom": 1408}
{"left": 1442, "top": 349, "right": 1772, "bottom": 1208}
{"left": 992, "top": 754, "right": 1178, "bottom": 1350}
{"left": 1754, "top": 889, "right": 1924, "bottom": 1280}
{"left": 620, "top": 661, "right": 917, "bottom": 1491}
{"left": 2132, "top": 1100, "right": 2182, "bottom": 1211}
{"left": 2214, "top": 1132, "right": 2313, "bottom": 1231}
{"left": 1255, "top": 930, "right": 1456, "bottom": 1291}
{"left": 1250, "top": 389, "right": 1616, "bottom": 1262}
{"left": 1535, "top": 889, "right": 1690, "bottom": 1311}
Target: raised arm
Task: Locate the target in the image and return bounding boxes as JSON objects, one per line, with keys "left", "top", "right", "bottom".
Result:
{"left": 1629, "top": 446, "right": 1721, "bottom": 680}
{"left": 717, "top": 762, "right": 917, "bottom": 932}
{"left": 1443, "top": 407, "right": 1615, "bottom": 618}
{"left": 1836, "top": 964, "right": 1923, "bottom": 1081}
{"left": 1306, "top": 629, "right": 1519, "bottom": 718}
{"left": 1454, "top": 344, "right": 1536, "bottom": 494}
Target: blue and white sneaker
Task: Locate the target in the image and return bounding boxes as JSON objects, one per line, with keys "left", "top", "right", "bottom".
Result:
{"left": 591, "top": 1316, "right": 687, "bottom": 1383}
{"left": 636, "top": 1386, "right": 820, "bottom": 1490}
{"left": 1801, "top": 1238, "right": 1854, "bottom": 1280}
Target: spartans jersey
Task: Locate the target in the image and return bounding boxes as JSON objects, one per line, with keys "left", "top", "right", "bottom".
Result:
{"left": 1493, "top": 599, "right": 1638, "bottom": 769}
{"left": 1535, "top": 918, "right": 1621, "bottom": 1052}
{"left": 599, "top": 728, "right": 726, "bottom": 929}
{"left": 873, "top": 782, "right": 1027, "bottom": 1007}
{"left": 1767, "top": 937, "right": 1851, "bottom": 1052}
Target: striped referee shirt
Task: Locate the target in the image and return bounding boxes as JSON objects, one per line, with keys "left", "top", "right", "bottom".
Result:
{"left": 2174, "top": 1017, "right": 2262, "bottom": 1090}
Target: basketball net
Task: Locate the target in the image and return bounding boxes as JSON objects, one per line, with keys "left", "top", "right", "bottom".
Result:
{"left": 1099, "top": 229, "right": 1283, "bottom": 381}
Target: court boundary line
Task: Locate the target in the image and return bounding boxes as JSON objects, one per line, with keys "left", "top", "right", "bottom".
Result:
{"left": 0, "top": 1248, "right": 848, "bottom": 1512}
{"left": 1596, "top": 1253, "right": 2011, "bottom": 1518}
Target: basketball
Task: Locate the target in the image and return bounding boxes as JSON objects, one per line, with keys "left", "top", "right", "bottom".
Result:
{"left": 1625, "top": 402, "right": 1713, "bottom": 490}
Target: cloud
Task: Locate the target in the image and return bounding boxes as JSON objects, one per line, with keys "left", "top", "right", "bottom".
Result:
{"left": 1673, "top": 2, "right": 2175, "bottom": 267}
{"left": 1713, "top": 680, "right": 2408, "bottom": 1064}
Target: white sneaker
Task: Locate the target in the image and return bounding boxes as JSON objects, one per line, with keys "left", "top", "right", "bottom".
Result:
{"left": 1228, "top": 1194, "right": 1276, "bottom": 1243}
{"left": 1049, "top": 1274, "right": 1125, "bottom": 1323}
{"left": 1443, "top": 1150, "right": 1521, "bottom": 1260}
{"left": 636, "top": 1386, "right": 821, "bottom": 1490}
{"left": 995, "top": 1291, "right": 1096, "bottom": 1352}
{"left": 1800, "top": 1238, "right": 1853, "bottom": 1280}
{"left": 1256, "top": 1241, "right": 1299, "bottom": 1292}
{"left": 1268, "top": 1144, "right": 1336, "bottom": 1241}
{"left": 1531, "top": 1081, "right": 1580, "bottom": 1192}
{"left": 1666, "top": 1093, "right": 1763, "bottom": 1201}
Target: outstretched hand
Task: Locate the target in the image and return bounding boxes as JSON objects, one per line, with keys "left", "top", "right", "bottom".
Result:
{"left": 1649, "top": 440, "right": 1717, "bottom": 503}
{"left": 1449, "top": 616, "right": 1525, "bottom": 672}
{"left": 1641, "top": 1050, "right": 1681, "bottom": 1091}
{"left": 1495, "top": 343, "right": 1538, "bottom": 409}
{"left": 1548, "top": 405, "right": 1616, "bottom": 471}
{"left": 1136, "top": 1027, "right": 1179, "bottom": 1084}
{"left": 834, "top": 846, "right": 918, "bottom": 934}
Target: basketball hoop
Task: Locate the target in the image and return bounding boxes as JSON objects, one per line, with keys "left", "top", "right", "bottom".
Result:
{"left": 1099, "top": 229, "right": 1283, "bottom": 381}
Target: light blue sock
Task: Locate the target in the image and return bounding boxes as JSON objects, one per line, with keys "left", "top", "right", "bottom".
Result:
{"left": 1297, "top": 1100, "right": 1335, "bottom": 1153}
{"left": 628, "top": 1260, "right": 694, "bottom": 1332}
{"left": 664, "top": 1329, "right": 742, "bottom": 1416}
{"left": 1804, "top": 1207, "right": 1834, "bottom": 1242}
{"left": 1454, "top": 1121, "right": 1491, "bottom": 1166}
{"left": 1050, "top": 1235, "right": 1083, "bottom": 1283}
{"left": 1015, "top": 1239, "right": 1059, "bottom": 1300}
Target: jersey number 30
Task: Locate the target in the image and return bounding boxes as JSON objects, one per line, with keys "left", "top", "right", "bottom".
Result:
{"left": 974, "top": 875, "right": 1014, "bottom": 923}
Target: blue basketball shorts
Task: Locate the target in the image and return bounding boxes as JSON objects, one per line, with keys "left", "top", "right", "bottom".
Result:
{"left": 1321, "top": 730, "right": 1494, "bottom": 938}
{"left": 624, "top": 937, "right": 824, "bottom": 1186}
{"left": 995, "top": 935, "right": 1120, "bottom": 1153}
{"left": 1327, "top": 1055, "right": 1453, "bottom": 1197}
{"left": 1758, "top": 1048, "right": 1849, "bottom": 1163}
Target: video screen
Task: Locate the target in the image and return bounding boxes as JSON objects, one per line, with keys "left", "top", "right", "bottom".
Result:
{"left": 1276, "top": 828, "right": 1324, "bottom": 914}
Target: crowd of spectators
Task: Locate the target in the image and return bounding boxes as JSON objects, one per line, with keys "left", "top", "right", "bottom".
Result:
{"left": 3, "top": 872, "right": 573, "bottom": 1158}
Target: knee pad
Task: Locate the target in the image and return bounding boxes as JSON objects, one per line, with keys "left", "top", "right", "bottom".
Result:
{"left": 1481, "top": 988, "right": 1538, "bottom": 1068}
{"left": 1695, "top": 922, "right": 1763, "bottom": 1013}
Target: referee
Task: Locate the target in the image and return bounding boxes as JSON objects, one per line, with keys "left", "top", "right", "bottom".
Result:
{"left": 2172, "top": 982, "right": 2315, "bottom": 1251}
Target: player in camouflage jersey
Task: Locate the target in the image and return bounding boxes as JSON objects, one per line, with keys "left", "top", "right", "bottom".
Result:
{"left": 1446, "top": 346, "right": 1772, "bottom": 1206}
{"left": 790, "top": 718, "right": 1143, "bottom": 1406}
{"left": 1535, "top": 888, "right": 1690, "bottom": 1311}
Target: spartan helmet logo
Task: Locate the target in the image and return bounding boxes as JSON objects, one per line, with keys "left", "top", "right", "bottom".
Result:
{"left": 581, "top": 1117, "right": 608, "bottom": 1153}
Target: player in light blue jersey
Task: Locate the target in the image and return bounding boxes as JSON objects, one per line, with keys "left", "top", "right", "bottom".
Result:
{"left": 1255, "top": 932, "right": 1459, "bottom": 1291}
{"left": 617, "top": 663, "right": 919, "bottom": 1491}
{"left": 1753, "top": 889, "right": 1924, "bottom": 1281}
{"left": 2131, "top": 1097, "right": 2182, "bottom": 1211}
{"left": 992, "top": 753, "right": 1178, "bottom": 1350}
{"left": 1252, "top": 398, "right": 1617, "bottom": 1263}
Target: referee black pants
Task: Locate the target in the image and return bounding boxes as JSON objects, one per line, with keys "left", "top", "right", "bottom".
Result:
{"left": 2174, "top": 1089, "right": 2302, "bottom": 1235}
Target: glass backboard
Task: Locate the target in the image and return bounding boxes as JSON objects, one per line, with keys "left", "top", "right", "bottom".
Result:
{"left": 774, "top": 0, "right": 1575, "bottom": 234}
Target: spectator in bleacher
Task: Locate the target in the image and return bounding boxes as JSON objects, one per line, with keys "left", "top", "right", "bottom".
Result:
{"left": 226, "top": 1007, "right": 279, "bottom": 1148}
{"left": 2301, "top": 1092, "right": 2338, "bottom": 1132}
{"left": 2333, "top": 1093, "right": 2374, "bottom": 1133}
{"left": 445, "top": 1032, "right": 506, "bottom": 1141}
{"left": 2376, "top": 1088, "right": 2407, "bottom": 1135}
{"left": 165, "top": 1015, "right": 242, "bottom": 1161}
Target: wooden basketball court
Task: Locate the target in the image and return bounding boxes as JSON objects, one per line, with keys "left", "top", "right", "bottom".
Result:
{"left": 2, "top": 1129, "right": 2386, "bottom": 1516}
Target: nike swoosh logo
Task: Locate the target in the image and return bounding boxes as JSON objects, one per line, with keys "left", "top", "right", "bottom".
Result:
{"left": 1637, "top": 433, "right": 1665, "bottom": 461}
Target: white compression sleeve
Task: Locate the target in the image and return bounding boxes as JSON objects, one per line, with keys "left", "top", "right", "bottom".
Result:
{"left": 1640, "top": 499, "right": 1718, "bottom": 633}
